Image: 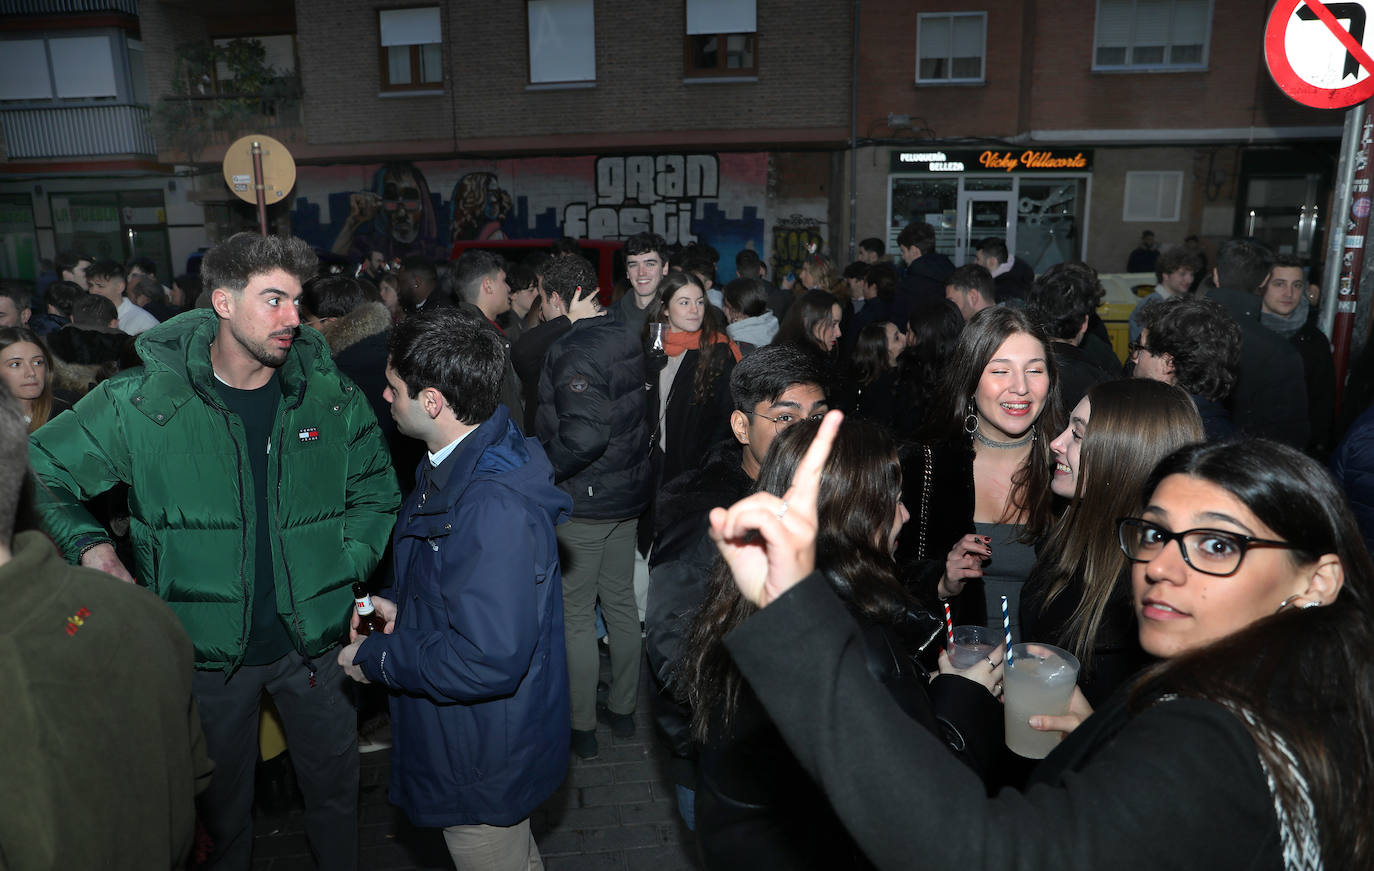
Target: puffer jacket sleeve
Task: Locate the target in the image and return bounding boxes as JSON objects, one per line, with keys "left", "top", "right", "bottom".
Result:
{"left": 29, "top": 380, "right": 134, "bottom": 561}
{"left": 354, "top": 488, "right": 539, "bottom": 702}
{"left": 340, "top": 391, "right": 402, "bottom": 583}
{"left": 542, "top": 345, "right": 611, "bottom": 482}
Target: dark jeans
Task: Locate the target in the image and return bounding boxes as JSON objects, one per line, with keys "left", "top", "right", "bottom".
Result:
{"left": 192, "top": 648, "right": 359, "bottom": 871}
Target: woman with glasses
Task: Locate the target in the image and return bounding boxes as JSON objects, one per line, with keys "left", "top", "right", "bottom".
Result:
{"left": 711, "top": 414, "right": 1373, "bottom": 869}
{"left": 896, "top": 306, "right": 1064, "bottom": 645}
{"left": 1021, "top": 379, "right": 1203, "bottom": 710}
{"left": 681, "top": 418, "right": 1003, "bottom": 870}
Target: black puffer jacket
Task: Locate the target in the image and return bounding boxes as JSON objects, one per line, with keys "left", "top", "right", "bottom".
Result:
{"left": 536, "top": 307, "right": 654, "bottom": 520}
{"left": 1207, "top": 285, "right": 1309, "bottom": 448}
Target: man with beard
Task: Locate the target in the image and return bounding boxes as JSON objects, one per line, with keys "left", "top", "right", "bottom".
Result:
{"left": 29, "top": 232, "right": 401, "bottom": 870}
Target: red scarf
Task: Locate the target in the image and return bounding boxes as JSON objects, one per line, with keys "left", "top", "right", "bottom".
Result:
{"left": 663, "top": 329, "right": 742, "bottom": 361}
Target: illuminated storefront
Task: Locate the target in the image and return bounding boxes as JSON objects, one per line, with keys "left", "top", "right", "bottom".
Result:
{"left": 886, "top": 147, "right": 1092, "bottom": 272}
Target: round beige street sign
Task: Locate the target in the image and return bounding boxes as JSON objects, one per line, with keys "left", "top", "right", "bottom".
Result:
{"left": 221, "top": 135, "right": 297, "bottom": 205}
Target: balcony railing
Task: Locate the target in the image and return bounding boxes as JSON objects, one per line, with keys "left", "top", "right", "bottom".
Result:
{"left": 0, "top": 0, "right": 138, "bottom": 14}
{"left": 0, "top": 103, "right": 156, "bottom": 160}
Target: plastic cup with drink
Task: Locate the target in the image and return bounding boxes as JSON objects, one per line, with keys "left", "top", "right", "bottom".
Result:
{"left": 1003, "top": 642, "right": 1080, "bottom": 759}
{"left": 947, "top": 625, "right": 998, "bottom": 669}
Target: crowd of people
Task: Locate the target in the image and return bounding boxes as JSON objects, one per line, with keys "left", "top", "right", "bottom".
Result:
{"left": 2, "top": 221, "right": 1373, "bottom": 870}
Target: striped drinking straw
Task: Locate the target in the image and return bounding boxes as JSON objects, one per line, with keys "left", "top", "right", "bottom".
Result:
{"left": 1001, "top": 595, "right": 1013, "bottom": 666}
{"left": 943, "top": 603, "right": 954, "bottom": 647}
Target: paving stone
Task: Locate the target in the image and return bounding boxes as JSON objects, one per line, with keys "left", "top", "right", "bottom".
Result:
{"left": 544, "top": 851, "right": 627, "bottom": 871}
{"left": 580, "top": 823, "right": 671, "bottom": 851}
{"left": 610, "top": 761, "right": 657, "bottom": 783}
{"left": 580, "top": 781, "right": 653, "bottom": 807}
{"left": 536, "top": 828, "right": 584, "bottom": 856}
{"left": 567, "top": 764, "right": 616, "bottom": 787}
{"left": 540, "top": 803, "right": 621, "bottom": 831}
{"left": 624, "top": 843, "right": 703, "bottom": 871}
{"left": 617, "top": 800, "right": 680, "bottom": 826}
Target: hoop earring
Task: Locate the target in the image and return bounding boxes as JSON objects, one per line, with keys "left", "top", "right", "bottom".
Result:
{"left": 963, "top": 398, "right": 979, "bottom": 435}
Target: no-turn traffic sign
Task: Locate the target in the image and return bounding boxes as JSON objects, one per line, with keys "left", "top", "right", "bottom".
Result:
{"left": 1266, "top": 0, "right": 1374, "bottom": 108}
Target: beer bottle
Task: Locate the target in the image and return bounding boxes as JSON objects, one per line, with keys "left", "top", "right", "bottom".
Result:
{"left": 352, "top": 582, "right": 386, "bottom": 636}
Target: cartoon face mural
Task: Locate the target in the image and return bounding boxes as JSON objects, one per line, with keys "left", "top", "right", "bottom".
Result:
{"left": 329, "top": 161, "right": 443, "bottom": 262}
{"left": 451, "top": 172, "right": 513, "bottom": 242}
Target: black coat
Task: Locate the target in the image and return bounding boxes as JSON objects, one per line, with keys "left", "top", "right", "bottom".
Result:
{"left": 512, "top": 316, "right": 573, "bottom": 434}
{"left": 892, "top": 253, "right": 955, "bottom": 327}
{"left": 698, "top": 588, "right": 1001, "bottom": 871}
{"left": 1019, "top": 561, "right": 1153, "bottom": 708}
{"left": 647, "top": 344, "right": 737, "bottom": 487}
{"left": 1051, "top": 341, "right": 1115, "bottom": 413}
{"left": 726, "top": 576, "right": 1285, "bottom": 871}
{"left": 894, "top": 439, "right": 976, "bottom": 614}
{"left": 1290, "top": 316, "right": 1336, "bottom": 459}
{"left": 645, "top": 440, "right": 755, "bottom": 785}
{"left": 536, "top": 308, "right": 654, "bottom": 521}
{"left": 993, "top": 257, "right": 1035, "bottom": 302}
{"left": 1208, "top": 285, "right": 1309, "bottom": 448}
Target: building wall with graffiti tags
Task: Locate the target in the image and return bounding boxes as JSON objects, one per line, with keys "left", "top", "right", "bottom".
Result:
{"left": 288, "top": 151, "right": 832, "bottom": 282}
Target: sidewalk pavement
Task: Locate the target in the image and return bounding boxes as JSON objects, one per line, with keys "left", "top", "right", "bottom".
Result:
{"left": 250, "top": 651, "right": 702, "bottom": 871}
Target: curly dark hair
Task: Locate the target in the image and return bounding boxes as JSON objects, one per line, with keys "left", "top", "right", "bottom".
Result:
{"left": 1139, "top": 295, "right": 1240, "bottom": 402}
{"left": 200, "top": 233, "right": 318, "bottom": 296}
{"left": 1028, "top": 262, "right": 1105, "bottom": 341}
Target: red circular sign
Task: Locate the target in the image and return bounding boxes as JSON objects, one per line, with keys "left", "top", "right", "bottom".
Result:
{"left": 1266, "top": 0, "right": 1374, "bottom": 109}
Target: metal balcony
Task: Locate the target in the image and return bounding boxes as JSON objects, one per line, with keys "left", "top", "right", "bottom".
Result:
{"left": 0, "top": 0, "right": 138, "bottom": 15}
{"left": 0, "top": 103, "right": 157, "bottom": 160}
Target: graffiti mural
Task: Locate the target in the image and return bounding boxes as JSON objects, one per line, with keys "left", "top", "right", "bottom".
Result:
{"left": 771, "top": 213, "right": 825, "bottom": 279}
{"left": 290, "top": 153, "right": 770, "bottom": 275}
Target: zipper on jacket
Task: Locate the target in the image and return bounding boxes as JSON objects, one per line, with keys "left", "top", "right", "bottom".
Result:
{"left": 275, "top": 396, "right": 311, "bottom": 656}
{"left": 217, "top": 409, "right": 253, "bottom": 665}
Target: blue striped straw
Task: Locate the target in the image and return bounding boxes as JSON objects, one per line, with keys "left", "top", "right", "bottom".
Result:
{"left": 1001, "top": 595, "right": 1013, "bottom": 666}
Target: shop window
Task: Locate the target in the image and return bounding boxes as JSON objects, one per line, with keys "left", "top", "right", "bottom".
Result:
{"left": 1094, "top": 0, "right": 1210, "bottom": 70}
{"left": 528, "top": 0, "right": 596, "bottom": 84}
{"left": 378, "top": 7, "right": 443, "bottom": 91}
{"left": 916, "top": 12, "right": 986, "bottom": 84}
{"left": 685, "top": 0, "right": 757, "bottom": 77}
{"left": 1123, "top": 171, "right": 1183, "bottom": 222}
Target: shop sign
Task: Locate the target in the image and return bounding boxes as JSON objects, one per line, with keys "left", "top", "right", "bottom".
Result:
{"left": 890, "top": 148, "right": 1093, "bottom": 174}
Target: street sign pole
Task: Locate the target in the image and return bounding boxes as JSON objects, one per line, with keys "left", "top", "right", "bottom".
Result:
{"left": 251, "top": 141, "right": 269, "bottom": 237}
{"left": 1320, "top": 103, "right": 1363, "bottom": 341}
{"left": 1332, "top": 109, "right": 1374, "bottom": 410}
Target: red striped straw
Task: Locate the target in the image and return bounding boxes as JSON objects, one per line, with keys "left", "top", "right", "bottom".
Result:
{"left": 943, "top": 602, "right": 954, "bottom": 647}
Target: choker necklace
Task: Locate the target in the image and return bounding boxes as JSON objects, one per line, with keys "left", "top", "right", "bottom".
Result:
{"left": 973, "top": 426, "right": 1034, "bottom": 449}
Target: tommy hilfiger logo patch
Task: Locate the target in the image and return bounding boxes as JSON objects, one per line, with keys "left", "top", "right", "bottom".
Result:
{"left": 298, "top": 427, "right": 320, "bottom": 442}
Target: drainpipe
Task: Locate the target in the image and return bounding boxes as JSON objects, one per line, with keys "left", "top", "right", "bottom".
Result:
{"left": 848, "top": 0, "right": 860, "bottom": 261}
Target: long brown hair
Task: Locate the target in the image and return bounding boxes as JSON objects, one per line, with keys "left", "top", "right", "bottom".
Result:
{"left": 1128, "top": 439, "right": 1374, "bottom": 868}
{"left": 1038, "top": 379, "right": 1203, "bottom": 668}
{"left": 680, "top": 418, "right": 912, "bottom": 743}
{"left": 646, "top": 271, "right": 733, "bottom": 406}
{"left": 0, "top": 326, "right": 55, "bottom": 433}
{"left": 926, "top": 306, "right": 1064, "bottom": 537}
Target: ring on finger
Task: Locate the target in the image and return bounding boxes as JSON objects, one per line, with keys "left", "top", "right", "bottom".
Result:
{"left": 986, "top": 655, "right": 999, "bottom": 669}
{"left": 775, "top": 501, "right": 789, "bottom": 518}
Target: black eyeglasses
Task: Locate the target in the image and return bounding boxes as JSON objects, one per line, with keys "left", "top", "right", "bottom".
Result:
{"left": 1116, "top": 517, "right": 1301, "bottom": 577}
{"left": 1128, "top": 340, "right": 1152, "bottom": 356}
{"left": 745, "top": 411, "right": 826, "bottom": 433}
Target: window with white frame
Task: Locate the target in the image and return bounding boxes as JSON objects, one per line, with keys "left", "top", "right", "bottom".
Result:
{"left": 685, "top": 0, "right": 756, "bottom": 77}
{"left": 1123, "top": 171, "right": 1183, "bottom": 222}
{"left": 528, "top": 0, "right": 596, "bottom": 84}
{"left": 1094, "top": 0, "right": 1211, "bottom": 70}
{"left": 378, "top": 7, "right": 442, "bottom": 91}
{"left": 917, "top": 12, "right": 986, "bottom": 83}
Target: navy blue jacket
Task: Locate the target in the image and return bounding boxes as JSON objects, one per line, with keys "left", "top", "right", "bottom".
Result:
{"left": 354, "top": 405, "right": 572, "bottom": 828}
{"left": 1332, "top": 403, "right": 1374, "bottom": 557}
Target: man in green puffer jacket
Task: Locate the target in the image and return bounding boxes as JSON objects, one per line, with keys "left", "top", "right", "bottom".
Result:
{"left": 29, "top": 233, "right": 401, "bottom": 871}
